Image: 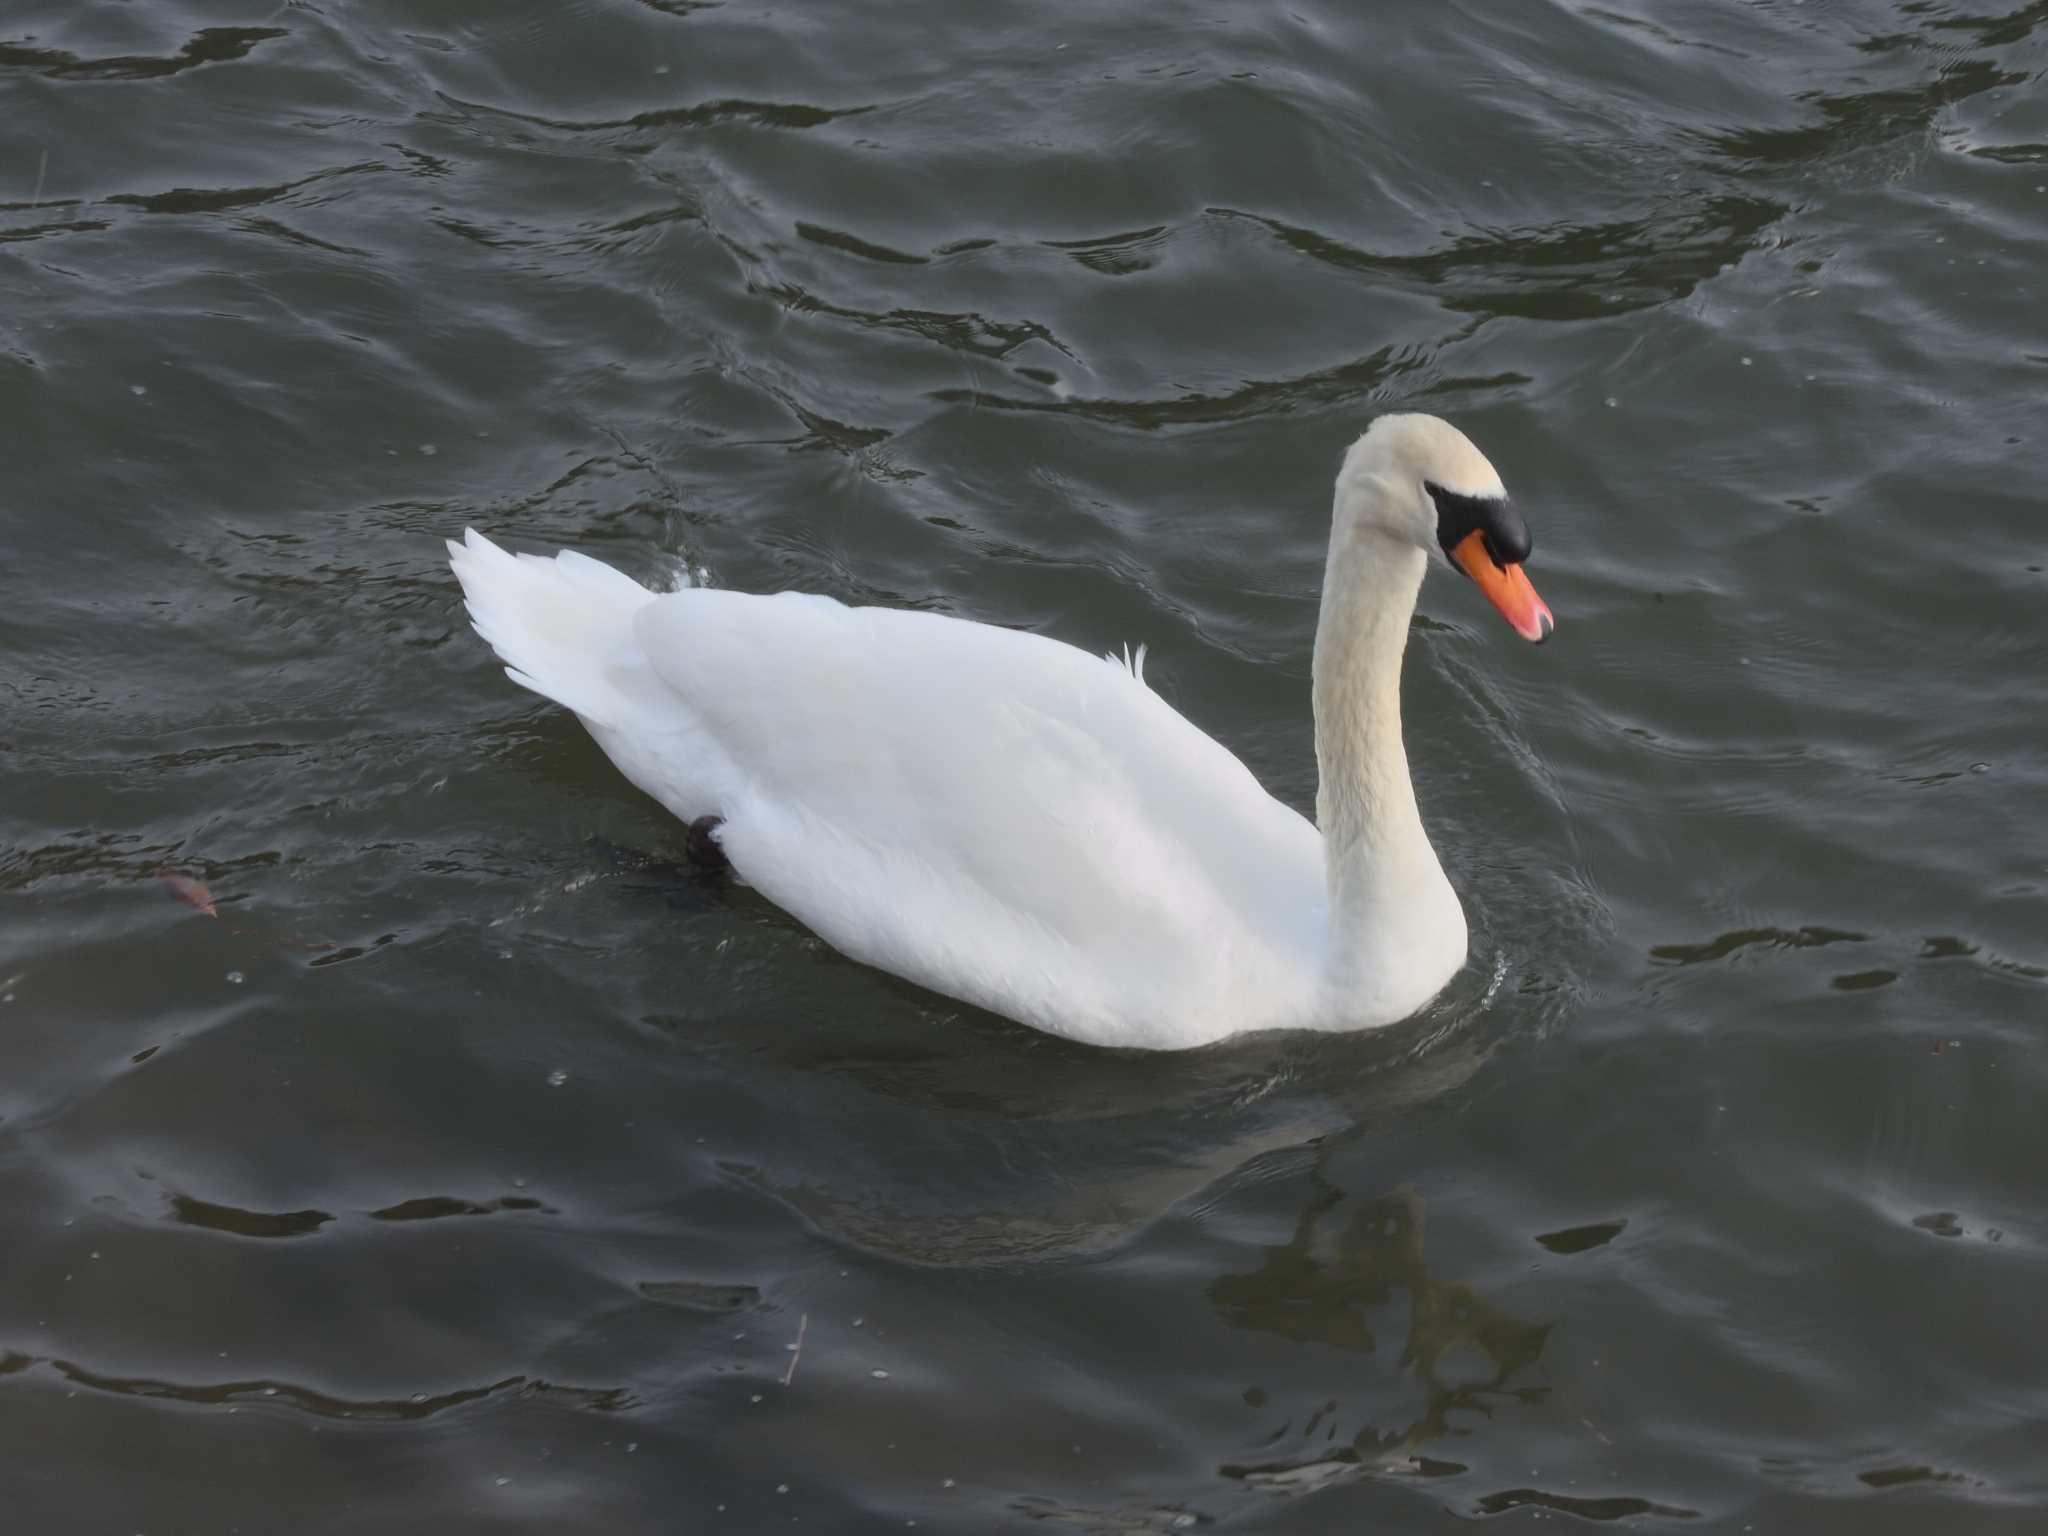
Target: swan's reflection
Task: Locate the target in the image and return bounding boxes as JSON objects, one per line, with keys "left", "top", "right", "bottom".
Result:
{"left": 1210, "top": 1181, "right": 1549, "bottom": 1485}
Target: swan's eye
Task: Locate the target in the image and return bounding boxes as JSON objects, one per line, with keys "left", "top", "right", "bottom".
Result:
{"left": 1425, "top": 481, "right": 1531, "bottom": 567}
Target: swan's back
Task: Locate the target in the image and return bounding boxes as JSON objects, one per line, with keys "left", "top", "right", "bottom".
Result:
{"left": 629, "top": 591, "right": 1326, "bottom": 1047}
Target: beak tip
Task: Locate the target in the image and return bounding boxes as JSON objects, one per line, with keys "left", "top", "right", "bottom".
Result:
{"left": 1449, "top": 532, "right": 1555, "bottom": 647}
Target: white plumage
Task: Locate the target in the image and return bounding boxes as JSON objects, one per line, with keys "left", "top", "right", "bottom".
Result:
{"left": 448, "top": 414, "right": 1551, "bottom": 1050}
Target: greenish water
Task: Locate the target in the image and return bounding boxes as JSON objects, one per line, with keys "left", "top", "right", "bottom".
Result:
{"left": 4, "top": 1, "right": 2046, "bottom": 1530}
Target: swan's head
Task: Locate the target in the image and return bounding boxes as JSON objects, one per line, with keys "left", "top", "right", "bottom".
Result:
{"left": 1336, "top": 413, "right": 1555, "bottom": 643}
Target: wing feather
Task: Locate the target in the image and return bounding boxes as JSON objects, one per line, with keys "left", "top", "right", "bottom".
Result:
{"left": 628, "top": 589, "right": 1324, "bottom": 1045}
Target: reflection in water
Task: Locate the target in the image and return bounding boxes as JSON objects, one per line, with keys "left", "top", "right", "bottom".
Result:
{"left": 1210, "top": 1184, "right": 1548, "bottom": 1486}
{"left": 1207, "top": 1180, "right": 1705, "bottom": 1519}
{"left": 1649, "top": 925, "right": 1867, "bottom": 966}
{"left": 1213, "top": 198, "right": 1787, "bottom": 322}
{"left": 705, "top": 978, "right": 1510, "bottom": 1269}
{"left": 0, "top": 26, "right": 287, "bottom": 83}
{"left": 0, "top": 1353, "right": 629, "bottom": 1421}
{"left": 1704, "top": 57, "right": 2028, "bottom": 172}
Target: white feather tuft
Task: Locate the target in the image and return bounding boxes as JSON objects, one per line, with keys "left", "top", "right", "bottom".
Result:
{"left": 447, "top": 529, "right": 658, "bottom": 726}
{"left": 1102, "top": 642, "right": 1149, "bottom": 687}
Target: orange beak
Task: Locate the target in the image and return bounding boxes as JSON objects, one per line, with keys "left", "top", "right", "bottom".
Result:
{"left": 1449, "top": 530, "right": 1554, "bottom": 643}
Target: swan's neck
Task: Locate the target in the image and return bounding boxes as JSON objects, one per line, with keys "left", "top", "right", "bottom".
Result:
{"left": 1311, "top": 511, "right": 1465, "bottom": 1002}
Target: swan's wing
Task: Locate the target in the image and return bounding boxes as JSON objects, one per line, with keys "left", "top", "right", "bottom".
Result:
{"left": 627, "top": 590, "right": 1324, "bottom": 1046}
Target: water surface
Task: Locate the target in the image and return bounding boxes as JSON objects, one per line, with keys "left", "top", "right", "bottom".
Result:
{"left": 4, "top": 0, "right": 2046, "bottom": 1529}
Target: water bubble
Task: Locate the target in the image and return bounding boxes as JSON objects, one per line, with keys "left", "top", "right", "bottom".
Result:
{"left": 129, "top": 383, "right": 147, "bottom": 397}
{"left": 1970, "top": 762, "right": 1989, "bottom": 774}
{"left": 776, "top": 1484, "right": 789, "bottom": 1495}
{"left": 1603, "top": 397, "right": 1617, "bottom": 409}
{"left": 225, "top": 970, "right": 244, "bottom": 986}
{"left": 870, "top": 1369, "right": 890, "bottom": 1379}
{"left": 546, "top": 1068, "right": 567, "bottom": 1087}
{"left": 941, "top": 1479, "right": 956, "bottom": 1490}
{"left": 419, "top": 443, "right": 438, "bottom": 457}
{"left": 1740, "top": 356, "right": 1753, "bottom": 366}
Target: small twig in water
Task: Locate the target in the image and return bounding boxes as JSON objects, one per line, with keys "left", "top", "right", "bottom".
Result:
{"left": 31, "top": 149, "right": 47, "bottom": 210}
{"left": 781, "top": 1311, "right": 808, "bottom": 1387}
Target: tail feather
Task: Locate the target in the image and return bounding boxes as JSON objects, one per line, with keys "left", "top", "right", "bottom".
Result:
{"left": 447, "top": 529, "right": 656, "bottom": 726}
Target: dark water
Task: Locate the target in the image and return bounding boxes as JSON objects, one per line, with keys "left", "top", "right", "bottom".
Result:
{"left": 5, "top": 0, "right": 2046, "bottom": 1528}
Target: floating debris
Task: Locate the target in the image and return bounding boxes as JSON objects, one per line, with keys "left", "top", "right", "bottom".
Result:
{"left": 782, "top": 1312, "right": 808, "bottom": 1387}
{"left": 156, "top": 871, "right": 218, "bottom": 917}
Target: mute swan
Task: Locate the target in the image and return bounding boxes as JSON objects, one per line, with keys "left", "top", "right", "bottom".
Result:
{"left": 449, "top": 413, "right": 1552, "bottom": 1050}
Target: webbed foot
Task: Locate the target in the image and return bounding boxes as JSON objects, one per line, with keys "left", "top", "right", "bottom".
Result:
{"left": 685, "top": 814, "right": 729, "bottom": 871}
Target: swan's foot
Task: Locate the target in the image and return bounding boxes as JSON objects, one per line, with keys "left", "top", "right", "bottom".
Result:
{"left": 685, "top": 814, "right": 729, "bottom": 871}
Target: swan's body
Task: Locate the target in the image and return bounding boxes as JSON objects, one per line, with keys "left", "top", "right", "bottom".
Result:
{"left": 450, "top": 414, "right": 1552, "bottom": 1050}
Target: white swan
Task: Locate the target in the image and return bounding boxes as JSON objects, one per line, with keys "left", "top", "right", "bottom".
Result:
{"left": 449, "top": 413, "right": 1552, "bottom": 1050}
